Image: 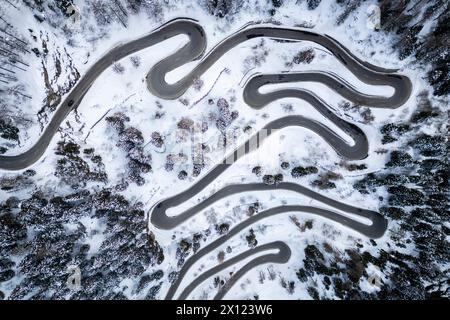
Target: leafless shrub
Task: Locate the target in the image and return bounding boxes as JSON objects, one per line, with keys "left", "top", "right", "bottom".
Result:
{"left": 293, "top": 48, "right": 315, "bottom": 64}
{"left": 130, "top": 56, "right": 141, "bottom": 67}
{"left": 112, "top": 62, "right": 125, "bottom": 74}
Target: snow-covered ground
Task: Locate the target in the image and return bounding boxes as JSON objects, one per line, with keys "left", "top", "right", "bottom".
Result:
{"left": 0, "top": 0, "right": 448, "bottom": 300}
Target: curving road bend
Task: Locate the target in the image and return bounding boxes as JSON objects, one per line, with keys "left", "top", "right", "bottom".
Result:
{"left": 151, "top": 182, "right": 386, "bottom": 237}
{"left": 212, "top": 242, "right": 291, "bottom": 300}
{"left": 0, "top": 18, "right": 411, "bottom": 171}
{"left": 147, "top": 21, "right": 411, "bottom": 104}
{"left": 177, "top": 241, "right": 291, "bottom": 300}
{"left": 0, "top": 18, "right": 411, "bottom": 300}
{"left": 144, "top": 19, "right": 410, "bottom": 299}
{"left": 0, "top": 18, "right": 204, "bottom": 170}
{"left": 165, "top": 204, "right": 386, "bottom": 299}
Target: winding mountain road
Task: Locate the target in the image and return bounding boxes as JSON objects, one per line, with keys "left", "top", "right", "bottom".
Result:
{"left": 0, "top": 18, "right": 412, "bottom": 300}
{"left": 0, "top": 17, "right": 411, "bottom": 170}
{"left": 164, "top": 203, "right": 386, "bottom": 299}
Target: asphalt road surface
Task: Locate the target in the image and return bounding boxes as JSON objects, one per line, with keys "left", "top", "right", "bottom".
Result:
{"left": 0, "top": 18, "right": 411, "bottom": 170}
{"left": 0, "top": 18, "right": 411, "bottom": 300}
